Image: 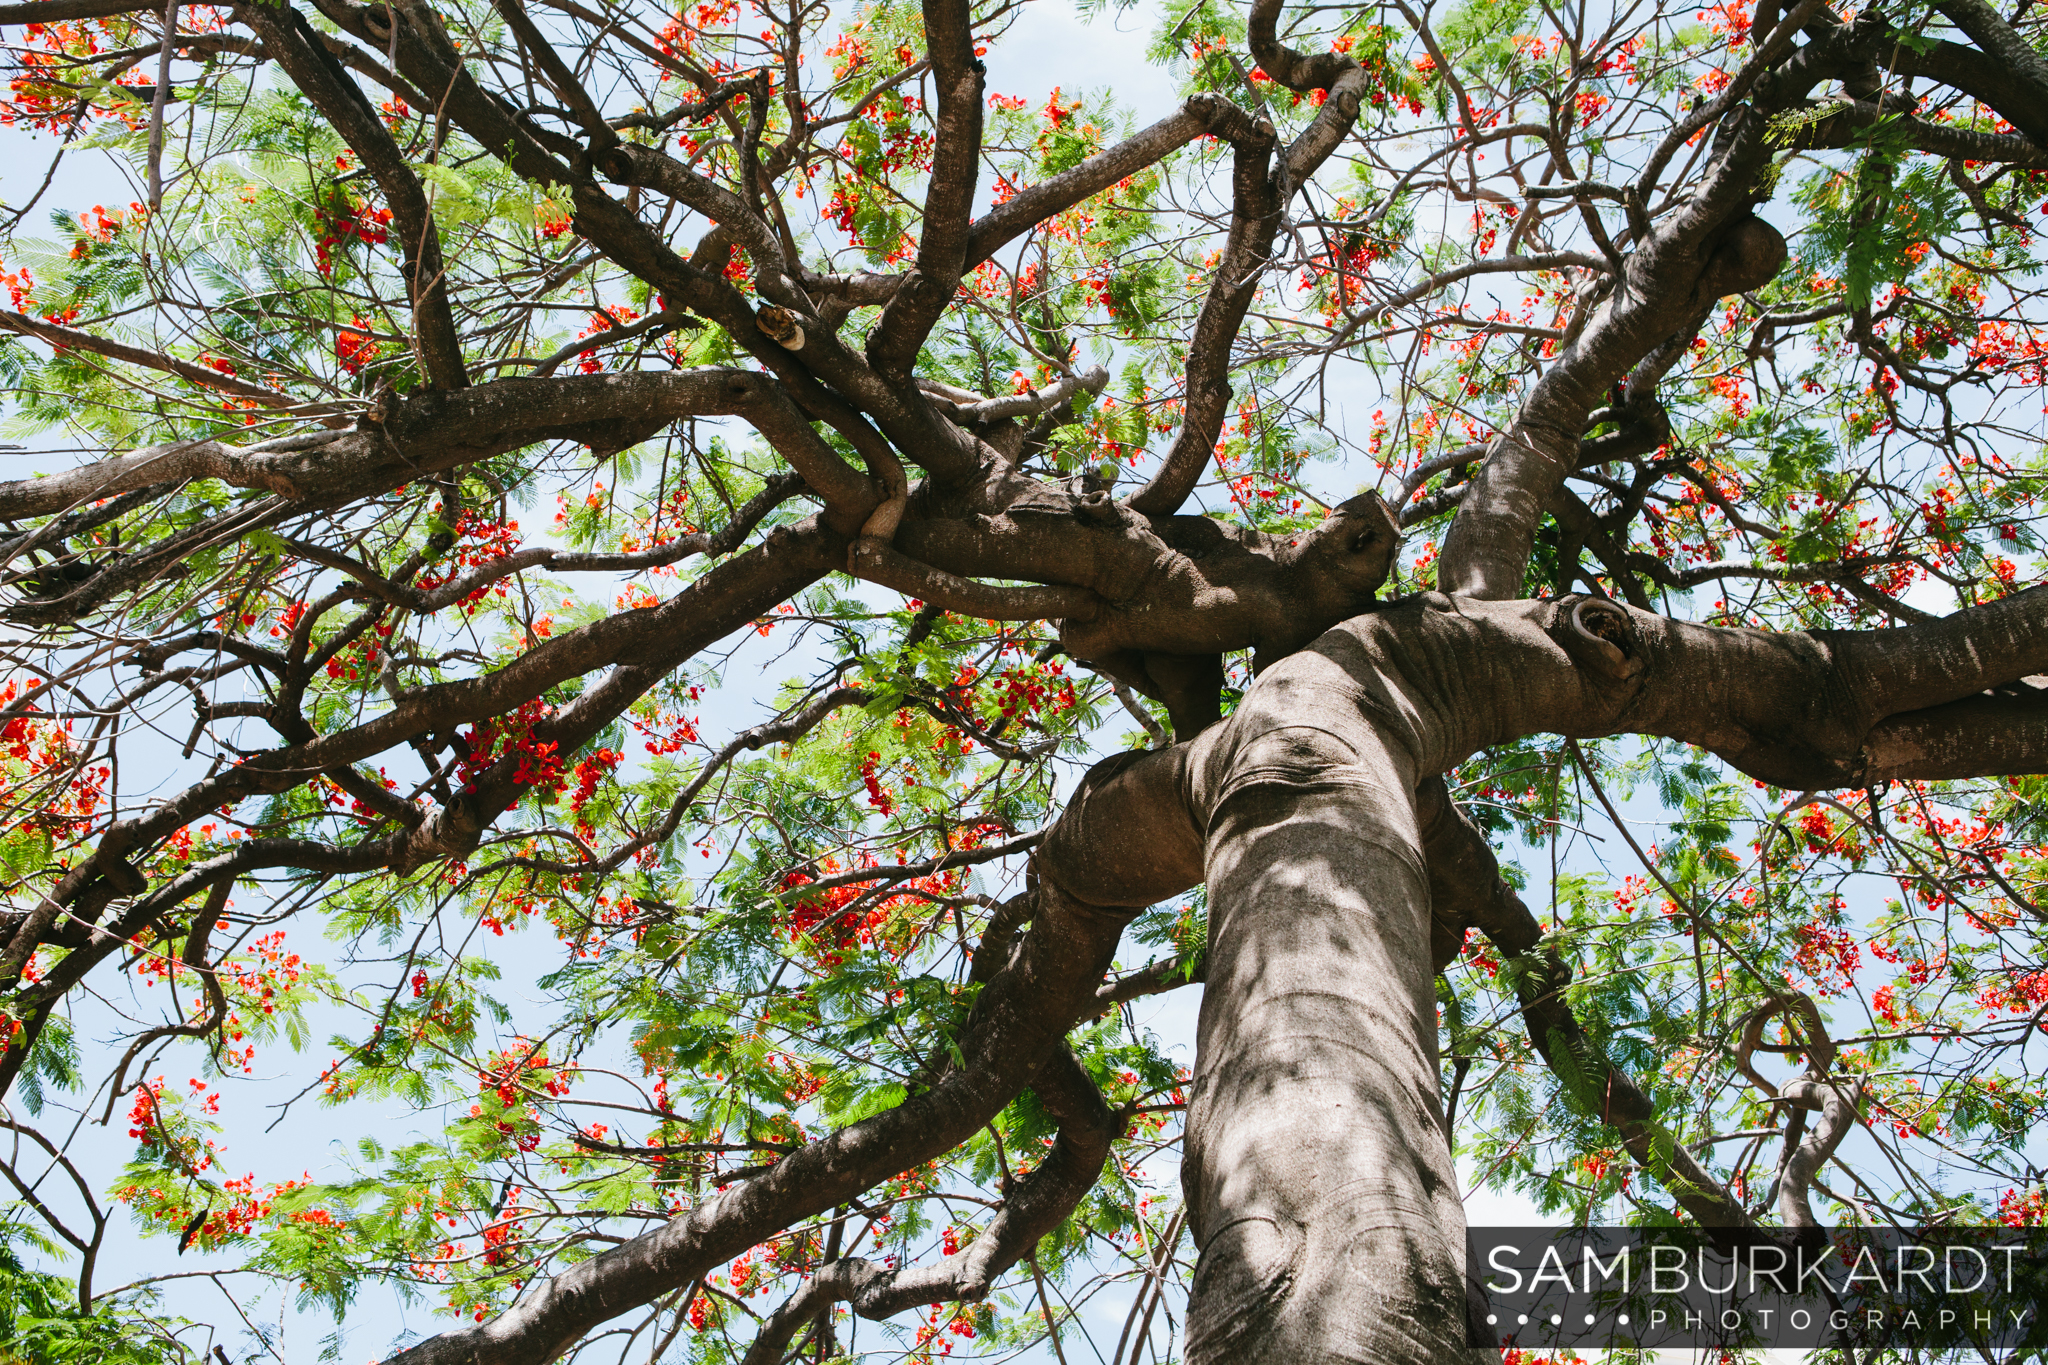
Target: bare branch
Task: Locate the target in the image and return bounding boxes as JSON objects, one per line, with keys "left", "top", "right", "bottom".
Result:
{"left": 0, "top": 309, "right": 352, "bottom": 420}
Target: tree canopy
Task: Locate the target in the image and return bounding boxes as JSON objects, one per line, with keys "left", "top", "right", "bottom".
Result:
{"left": 2, "top": 0, "right": 2048, "bottom": 1358}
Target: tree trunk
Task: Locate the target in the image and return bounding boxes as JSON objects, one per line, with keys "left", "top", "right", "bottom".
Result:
{"left": 1180, "top": 645, "right": 1476, "bottom": 1363}
{"left": 1167, "top": 586, "right": 2048, "bottom": 1362}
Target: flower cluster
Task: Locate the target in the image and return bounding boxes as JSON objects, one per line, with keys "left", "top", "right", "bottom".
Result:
{"left": 335, "top": 316, "right": 381, "bottom": 376}
{"left": 456, "top": 697, "right": 556, "bottom": 793}
{"left": 313, "top": 192, "right": 393, "bottom": 274}
{"left": 414, "top": 508, "right": 525, "bottom": 608}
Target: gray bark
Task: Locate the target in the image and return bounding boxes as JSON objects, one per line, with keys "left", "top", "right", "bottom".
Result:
{"left": 1135, "top": 588, "right": 2048, "bottom": 1362}
{"left": 1179, "top": 653, "right": 1472, "bottom": 1363}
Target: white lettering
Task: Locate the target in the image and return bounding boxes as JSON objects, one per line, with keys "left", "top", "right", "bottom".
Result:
{"left": 1697, "top": 1250, "right": 1738, "bottom": 1295}
{"left": 1485, "top": 1245, "right": 1523, "bottom": 1295}
{"left": 1651, "top": 1245, "right": 1690, "bottom": 1293}
{"left": 1748, "top": 1244, "right": 1789, "bottom": 1294}
{"left": 1841, "top": 1246, "right": 1887, "bottom": 1292}
{"left": 1530, "top": 1245, "right": 1574, "bottom": 1293}
{"left": 1895, "top": 1244, "right": 1937, "bottom": 1294}
{"left": 1584, "top": 1245, "right": 1630, "bottom": 1293}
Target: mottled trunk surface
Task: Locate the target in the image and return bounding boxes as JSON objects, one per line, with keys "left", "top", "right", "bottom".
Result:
{"left": 1181, "top": 646, "right": 1472, "bottom": 1363}
{"left": 1159, "top": 587, "right": 2048, "bottom": 1362}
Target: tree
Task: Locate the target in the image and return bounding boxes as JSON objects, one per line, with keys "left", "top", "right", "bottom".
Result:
{"left": 2, "top": 0, "right": 2048, "bottom": 1357}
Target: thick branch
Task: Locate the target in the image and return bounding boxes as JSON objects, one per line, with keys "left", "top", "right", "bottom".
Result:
{"left": 863, "top": 0, "right": 983, "bottom": 384}
{"left": 0, "top": 0, "right": 152, "bottom": 21}
{"left": 385, "top": 745, "right": 1203, "bottom": 1364}
{"left": 848, "top": 538, "right": 1103, "bottom": 622}
{"left": 1784, "top": 96, "right": 2048, "bottom": 168}
{"left": 1125, "top": 121, "right": 1278, "bottom": 516}
{"left": 1773, "top": 1077, "right": 1860, "bottom": 1227}
{"left": 1435, "top": 21, "right": 1867, "bottom": 598}
{"left": 1246, "top": 0, "right": 1355, "bottom": 92}
{"left": 1126, "top": 47, "right": 1369, "bottom": 514}
{"left": 1861, "top": 685, "right": 2048, "bottom": 782}
{"left": 1919, "top": 0, "right": 2048, "bottom": 148}
{"left": 965, "top": 94, "right": 1265, "bottom": 269}
{"left": 0, "top": 371, "right": 870, "bottom": 529}
{"left": 593, "top": 143, "right": 784, "bottom": 269}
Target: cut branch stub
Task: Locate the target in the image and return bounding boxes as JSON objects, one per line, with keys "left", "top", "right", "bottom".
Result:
{"left": 1558, "top": 596, "right": 1646, "bottom": 682}
{"left": 1695, "top": 214, "right": 1788, "bottom": 304}
{"left": 755, "top": 305, "right": 805, "bottom": 351}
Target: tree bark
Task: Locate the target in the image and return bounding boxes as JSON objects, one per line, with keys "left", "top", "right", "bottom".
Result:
{"left": 1180, "top": 649, "right": 1476, "bottom": 1363}
{"left": 1160, "top": 586, "right": 2048, "bottom": 1362}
